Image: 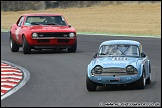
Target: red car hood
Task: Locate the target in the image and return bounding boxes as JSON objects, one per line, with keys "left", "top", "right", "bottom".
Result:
{"left": 29, "top": 25, "right": 75, "bottom": 32}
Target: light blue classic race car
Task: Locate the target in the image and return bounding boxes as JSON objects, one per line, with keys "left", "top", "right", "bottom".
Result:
{"left": 86, "top": 40, "right": 151, "bottom": 91}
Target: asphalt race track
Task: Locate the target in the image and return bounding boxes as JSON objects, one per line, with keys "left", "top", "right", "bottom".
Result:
{"left": 1, "top": 32, "right": 161, "bottom": 107}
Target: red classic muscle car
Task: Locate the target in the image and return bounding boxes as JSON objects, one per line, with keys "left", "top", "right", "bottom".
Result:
{"left": 9, "top": 13, "right": 77, "bottom": 54}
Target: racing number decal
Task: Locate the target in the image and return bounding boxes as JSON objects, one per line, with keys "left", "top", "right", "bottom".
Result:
{"left": 15, "top": 27, "right": 20, "bottom": 40}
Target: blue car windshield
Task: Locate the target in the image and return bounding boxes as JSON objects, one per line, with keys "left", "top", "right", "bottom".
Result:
{"left": 99, "top": 44, "right": 140, "bottom": 57}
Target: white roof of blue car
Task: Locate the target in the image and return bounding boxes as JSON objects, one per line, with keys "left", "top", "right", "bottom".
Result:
{"left": 100, "top": 40, "right": 140, "bottom": 46}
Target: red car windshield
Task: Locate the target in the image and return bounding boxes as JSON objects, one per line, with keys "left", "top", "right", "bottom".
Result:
{"left": 24, "top": 16, "right": 67, "bottom": 26}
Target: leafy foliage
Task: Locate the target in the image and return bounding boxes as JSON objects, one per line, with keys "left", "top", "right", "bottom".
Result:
{"left": 1, "top": 1, "right": 159, "bottom": 12}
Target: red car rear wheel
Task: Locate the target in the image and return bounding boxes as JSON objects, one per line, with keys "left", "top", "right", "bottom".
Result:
{"left": 9, "top": 34, "right": 19, "bottom": 52}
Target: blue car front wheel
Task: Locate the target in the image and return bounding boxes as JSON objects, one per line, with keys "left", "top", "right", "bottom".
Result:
{"left": 86, "top": 75, "right": 97, "bottom": 91}
{"left": 136, "top": 69, "right": 146, "bottom": 89}
{"left": 146, "top": 64, "right": 151, "bottom": 84}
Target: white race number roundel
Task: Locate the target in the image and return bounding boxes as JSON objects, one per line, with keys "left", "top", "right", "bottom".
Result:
{"left": 15, "top": 27, "right": 20, "bottom": 40}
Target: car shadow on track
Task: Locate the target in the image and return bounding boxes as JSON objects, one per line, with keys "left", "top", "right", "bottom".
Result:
{"left": 96, "top": 81, "right": 154, "bottom": 91}
{"left": 30, "top": 49, "right": 67, "bottom": 54}
{"left": 19, "top": 49, "right": 81, "bottom": 54}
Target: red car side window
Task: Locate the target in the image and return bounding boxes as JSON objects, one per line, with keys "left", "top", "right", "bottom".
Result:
{"left": 18, "top": 16, "right": 24, "bottom": 27}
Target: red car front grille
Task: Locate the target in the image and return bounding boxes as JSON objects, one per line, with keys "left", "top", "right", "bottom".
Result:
{"left": 37, "top": 32, "right": 70, "bottom": 38}
{"left": 37, "top": 39, "right": 50, "bottom": 43}
{"left": 57, "top": 39, "right": 70, "bottom": 43}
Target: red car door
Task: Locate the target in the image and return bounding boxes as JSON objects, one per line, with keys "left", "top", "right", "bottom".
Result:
{"left": 14, "top": 16, "right": 25, "bottom": 44}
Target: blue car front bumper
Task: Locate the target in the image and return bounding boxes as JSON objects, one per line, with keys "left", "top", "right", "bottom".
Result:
{"left": 89, "top": 75, "right": 141, "bottom": 85}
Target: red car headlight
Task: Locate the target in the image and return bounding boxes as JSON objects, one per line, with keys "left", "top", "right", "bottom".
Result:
{"left": 32, "top": 33, "right": 38, "bottom": 38}
{"left": 69, "top": 33, "right": 75, "bottom": 38}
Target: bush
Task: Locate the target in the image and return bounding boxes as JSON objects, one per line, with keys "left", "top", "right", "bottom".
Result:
{"left": 1, "top": 1, "right": 160, "bottom": 12}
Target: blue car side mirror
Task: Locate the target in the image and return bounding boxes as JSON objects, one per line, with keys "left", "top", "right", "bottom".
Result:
{"left": 93, "top": 53, "right": 98, "bottom": 58}
{"left": 141, "top": 52, "right": 146, "bottom": 57}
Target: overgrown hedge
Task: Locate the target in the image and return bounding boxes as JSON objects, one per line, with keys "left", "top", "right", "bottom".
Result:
{"left": 1, "top": 1, "right": 159, "bottom": 12}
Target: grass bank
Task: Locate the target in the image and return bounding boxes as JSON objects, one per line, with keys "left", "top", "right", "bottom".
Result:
{"left": 1, "top": 2, "right": 161, "bottom": 37}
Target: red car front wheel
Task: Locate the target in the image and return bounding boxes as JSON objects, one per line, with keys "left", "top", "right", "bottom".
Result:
{"left": 22, "top": 36, "right": 31, "bottom": 54}
{"left": 68, "top": 40, "right": 77, "bottom": 53}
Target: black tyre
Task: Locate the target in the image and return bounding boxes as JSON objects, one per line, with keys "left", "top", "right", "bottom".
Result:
{"left": 68, "top": 40, "right": 77, "bottom": 53}
{"left": 136, "top": 69, "right": 146, "bottom": 89}
{"left": 86, "top": 75, "right": 97, "bottom": 91}
{"left": 146, "top": 75, "right": 151, "bottom": 84}
{"left": 9, "top": 34, "right": 19, "bottom": 52}
{"left": 22, "top": 36, "right": 31, "bottom": 54}
{"left": 146, "top": 64, "right": 151, "bottom": 84}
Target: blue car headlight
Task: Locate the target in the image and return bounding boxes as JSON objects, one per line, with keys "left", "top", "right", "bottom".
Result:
{"left": 126, "top": 65, "right": 134, "bottom": 72}
{"left": 126, "top": 65, "right": 138, "bottom": 74}
{"left": 91, "top": 65, "right": 103, "bottom": 74}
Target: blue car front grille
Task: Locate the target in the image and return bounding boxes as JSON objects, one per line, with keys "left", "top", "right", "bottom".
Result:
{"left": 92, "top": 68, "right": 137, "bottom": 76}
